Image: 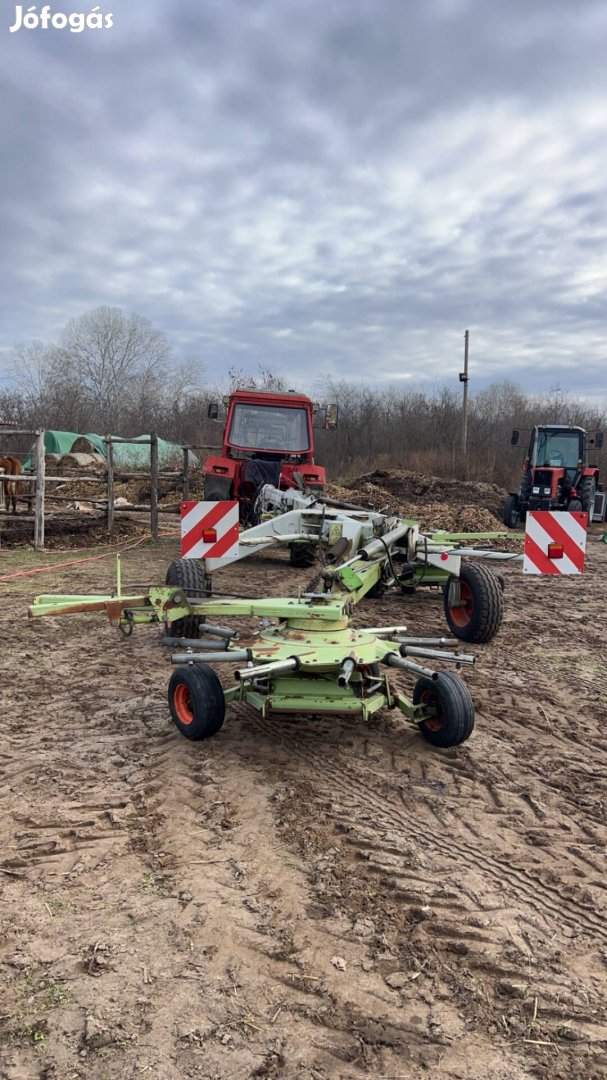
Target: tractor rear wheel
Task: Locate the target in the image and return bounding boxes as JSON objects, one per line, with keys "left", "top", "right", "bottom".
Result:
{"left": 165, "top": 558, "right": 210, "bottom": 639}
{"left": 443, "top": 562, "right": 503, "bottom": 643}
{"left": 168, "top": 665, "right": 225, "bottom": 741}
{"left": 289, "top": 543, "right": 317, "bottom": 568}
{"left": 502, "top": 494, "right": 520, "bottom": 528}
{"left": 413, "top": 671, "right": 475, "bottom": 747}
{"left": 579, "top": 477, "right": 596, "bottom": 520}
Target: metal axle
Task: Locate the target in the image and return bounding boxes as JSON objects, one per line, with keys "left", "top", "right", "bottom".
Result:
{"left": 235, "top": 657, "right": 299, "bottom": 682}
{"left": 383, "top": 651, "right": 438, "bottom": 681}
{"left": 162, "top": 637, "right": 229, "bottom": 650}
{"left": 399, "top": 644, "right": 475, "bottom": 665}
{"left": 179, "top": 619, "right": 235, "bottom": 638}
{"left": 171, "top": 649, "right": 251, "bottom": 664}
{"left": 337, "top": 658, "right": 356, "bottom": 687}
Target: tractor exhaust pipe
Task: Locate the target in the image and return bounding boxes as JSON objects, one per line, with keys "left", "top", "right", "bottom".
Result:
{"left": 235, "top": 657, "right": 299, "bottom": 682}
{"left": 382, "top": 652, "right": 439, "bottom": 681}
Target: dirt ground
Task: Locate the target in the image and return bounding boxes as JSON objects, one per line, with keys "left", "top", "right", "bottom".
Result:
{"left": 1, "top": 533, "right": 606, "bottom": 1080}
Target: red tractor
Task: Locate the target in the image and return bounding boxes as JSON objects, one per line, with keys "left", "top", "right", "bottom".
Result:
{"left": 204, "top": 389, "right": 338, "bottom": 526}
{"left": 502, "top": 424, "right": 603, "bottom": 528}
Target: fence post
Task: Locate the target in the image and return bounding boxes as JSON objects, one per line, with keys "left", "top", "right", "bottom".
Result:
{"left": 183, "top": 447, "right": 190, "bottom": 501}
{"left": 106, "top": 437, "right": 114, "bottom": 534}
{"left": 150, "top": 433, "right": 159, "bottom": 541}
{"left": 34, "top": 428, "right": 45, "bottom": 551}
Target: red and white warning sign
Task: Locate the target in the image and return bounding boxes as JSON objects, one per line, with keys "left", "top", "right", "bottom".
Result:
{"left": 523, "top": 510, "right": 587, "bottom": 575}
{"left": 180, "top": 501, "right": 239, "bottom": 564}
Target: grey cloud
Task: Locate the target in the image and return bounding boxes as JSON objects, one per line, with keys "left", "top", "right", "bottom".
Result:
{"left": 0, "top": 0, "right": 606, "bottom": 399}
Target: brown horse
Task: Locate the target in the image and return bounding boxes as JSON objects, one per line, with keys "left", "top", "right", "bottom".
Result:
{"left": 0, "top": 455, "right": 23, "bottom": 514}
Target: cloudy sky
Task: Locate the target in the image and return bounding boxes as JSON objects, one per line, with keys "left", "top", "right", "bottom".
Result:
{"left": 1, "top": 0, "right": 607, "bottom": 397}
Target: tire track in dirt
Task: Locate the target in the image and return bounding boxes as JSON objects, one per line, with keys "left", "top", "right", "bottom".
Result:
{"left": 126, "top": 719, "right": 446, "bottom": 1077}
{"left": 241, "top": 708, "right": 607, "bottom": 947}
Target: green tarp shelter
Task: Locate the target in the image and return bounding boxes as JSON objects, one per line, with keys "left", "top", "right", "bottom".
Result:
{"left": 23, "top": 430, "right": 194, "bottom": 471}
{"left": 22, "top": 430, "right": 81, "bottom": 471}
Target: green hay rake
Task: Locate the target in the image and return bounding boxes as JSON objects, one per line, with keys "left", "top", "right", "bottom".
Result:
{"left": 30, "top": 520, "right": 481, "bottom": 749}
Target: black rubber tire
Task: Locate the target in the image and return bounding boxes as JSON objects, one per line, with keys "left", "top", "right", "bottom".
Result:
{"left": 168, "top": 665, "right": 225, "bottom": 741}
{"left": 568, "top": 498, "right": 582, "bottom": 511}
{"left": 413, "top": 671, "right": 475, "bottom": 747}
{"left": 443, "top": 562, "right": 503, "bottom": 643}
{"left": 579, "top": 477, "right": 596, "bottom": 519}
{"left": 502, "top": 494, "right": 520, "bottom": 528}
{"left": 165, "top": 559, "right": 210, "bottom": 639}
{"left": 519, "top": 474, "right": 531, "bottom": 520}
{"left": 203, "top": 477, "right": 233, "bottom": 502}
{"left": 289, "top": 543, "right": 317, "bottom": 568}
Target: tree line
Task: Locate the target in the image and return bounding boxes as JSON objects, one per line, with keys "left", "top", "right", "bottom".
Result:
{"left": 1, "top": 306, "right": 604, "bottom": 488}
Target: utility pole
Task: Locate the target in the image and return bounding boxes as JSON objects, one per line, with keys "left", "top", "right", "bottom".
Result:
{"left": 459, "top": 329, "right": 470, "bottom": 475}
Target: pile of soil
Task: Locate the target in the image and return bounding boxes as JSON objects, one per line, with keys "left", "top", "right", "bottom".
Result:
{"left": 326, "top": 468, "right": 508, "bottom": 533}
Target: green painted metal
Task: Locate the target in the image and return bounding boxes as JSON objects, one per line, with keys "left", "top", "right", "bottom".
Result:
{"left": 29, "top": 593, "right": 149, "bottom": 618}
{"left": 234, "top": 674, "right": 389, "bottom": 721}
{"left": 393, "top": 692, "right": 426, "bottom": 721}
{"left": 410, "top": 566, "right": 449, "bottom": 586}
{"left": 338, "top": 564, "right": 366, "bottom": 592}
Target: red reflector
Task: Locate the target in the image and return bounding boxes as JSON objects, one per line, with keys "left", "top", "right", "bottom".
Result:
{"left": 440, "top": 552, "right": 449, "bottom": 561}
{"left": 202, "top": 529, "right": 217, "bottom": 543}
{"left": 547, "top": 543, "right": 564, "bottom": 559}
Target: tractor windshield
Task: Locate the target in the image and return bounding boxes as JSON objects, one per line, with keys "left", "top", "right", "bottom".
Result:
{"left": 227, "top": 404, "right": 310, "bottom": 453}
{"left": 534, "top": 430, "right": 582, "bottom": 469}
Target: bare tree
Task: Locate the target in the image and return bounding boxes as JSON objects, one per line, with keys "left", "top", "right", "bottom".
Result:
{"left": 55, "top": 307, "right": 172, "bottom": 430}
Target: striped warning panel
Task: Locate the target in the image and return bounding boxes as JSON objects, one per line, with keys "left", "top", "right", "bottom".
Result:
{"left": 180, "top": 501, "right": 239, "bottom": 564}
{"left": 523, "top": 510, "right": 587, "bottom": 575}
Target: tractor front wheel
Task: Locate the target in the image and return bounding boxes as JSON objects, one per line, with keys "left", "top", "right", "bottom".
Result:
{"left": 168, "top": 665, "right": 225, "bottom": 741}
{"left": 443, "top": 562, "right": 503, "bottom": 643}
{"left": 502, "top": 494, "right": 520, "bottom": 528}
{"left": 413, "top": 671, "right": 475, "bottom": 747}
{"left": 165, "top": 558, "right": 210, "bottom": 639}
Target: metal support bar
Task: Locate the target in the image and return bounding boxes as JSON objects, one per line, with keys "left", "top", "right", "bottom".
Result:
{"left": 171, "top": 650, "right": 250, "bottom": 664}
{"left": 399, "top": 644, "right": 475, "bottom": 665}
{"left": 337, "top": 658, "right": 355, "bottom": 687}
{"left": 357, "top": 524, "right": 411, "bottom": 560}
{"left": 235, "top": 657, "right": 299, "bottom": 682}
{"left": 383, "top": 651, "right": 438, "bottom": 681}
{"left": 161, "top": 637, "right": 229, "bottom": 650}
{"left": 393, "top": 637, "right": 456, "bottom": 647}
{"left": 179, "top": 623, "right": 236, "bottom": 640}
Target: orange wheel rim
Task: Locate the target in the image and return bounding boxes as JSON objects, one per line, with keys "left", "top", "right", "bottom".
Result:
{"left": 420, "top": 689, "right": 444, "bottom": 731}
{"left": 448, "top": 580, "right": 473, "bottom": 628}
{"left": 174, "top": 683, "right": 194, "bottom": 726}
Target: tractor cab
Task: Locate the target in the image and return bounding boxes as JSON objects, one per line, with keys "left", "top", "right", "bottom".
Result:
{"left": 226, "top": 399, "right": 311, "bottom": 462}
{"left": 204, "top": 389, "right": 337, "bottom": 523}
{"left": 529, "top": 426, "right": 584, "bottom": 472}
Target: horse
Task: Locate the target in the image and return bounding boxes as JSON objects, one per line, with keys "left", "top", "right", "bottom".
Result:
{"left": 0, "top": 455, "right": 23, "bottom": 514}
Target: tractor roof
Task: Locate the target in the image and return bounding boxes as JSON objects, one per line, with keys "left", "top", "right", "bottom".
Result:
{"left": 229, "top": 389, "right": 313, "bottom": 407}
{"left": 536, "top": 424, "right": 586, "bottom": 433}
